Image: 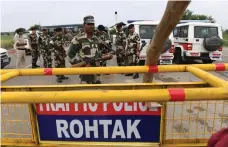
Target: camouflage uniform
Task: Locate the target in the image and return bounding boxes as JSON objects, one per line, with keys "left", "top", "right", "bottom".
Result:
{"left": 68, "top": 32, "right": 101, "bottom": 84}
{"left": 64, "top": 32, "right": 73, "bottom": 46}
{"left": 28, "top": 33, "right": 39, "bottom": 68}
{"left": 126, "top": 32, "right": 140, "bottom": 66}
{"left": 50, "top": 34, "right": 66, "bottom": 68}
{"left": 115, "top": 31, "right": 127, "bottom": 66}
{"left": 38, "top": 34, "right": 52, "bottom": 68}
{"left": 95, "top": 30, "right": 110, "bottom": 67}
{"left": 50, "top": 31, "right": 69, "bottom": 83}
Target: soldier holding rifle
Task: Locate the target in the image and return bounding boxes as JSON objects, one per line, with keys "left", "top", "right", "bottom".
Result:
{"left": 68, "top": 15, "right": 113, "bottom": 84}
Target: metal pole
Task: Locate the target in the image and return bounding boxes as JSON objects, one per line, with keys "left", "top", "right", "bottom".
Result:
{"left": 2, "top": 87, "right": 228, "bottom": 104}
{"left": 0, "top": 64, "right": 227, "bottom": 76}
{"left": 115, "top": 11, "right": 117, "bottom": 24}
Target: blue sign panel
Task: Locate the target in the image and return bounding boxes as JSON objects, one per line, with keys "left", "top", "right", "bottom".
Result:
{"left": 36, "top": 102, "right": 161, "bottom": 142}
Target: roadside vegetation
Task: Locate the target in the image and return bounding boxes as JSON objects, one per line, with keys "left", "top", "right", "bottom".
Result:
{"left": 223, "top": 31, "right": 228, "bottom": 47}
{"left": 1, "top": 35, "right": 14, "bottom": 49}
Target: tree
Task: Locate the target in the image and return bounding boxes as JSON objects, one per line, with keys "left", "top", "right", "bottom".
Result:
{"left": 29, "top": 24, "right": 41, "bottom": 30}
{"left": 109, "top": 28, "right": 116, "bottom": 35}
{"left": 182, "top": 9, "right": 216, "bottom": 22}
{"left": 182, "top": 9, "right": 193, "bottom": 20}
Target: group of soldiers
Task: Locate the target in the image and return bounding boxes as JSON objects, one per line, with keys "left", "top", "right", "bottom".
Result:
{"left": 115, "top": 22, "right": 141, "bottom": 79}
{"left": 14, "top": 15, "right": 141, "bottom": 84}
{"left": 68, "top": 15, "right": 141, "bottom": 84}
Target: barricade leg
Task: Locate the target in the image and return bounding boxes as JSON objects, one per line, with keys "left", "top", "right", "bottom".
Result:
{"left": 1, "top": 71, "right": 19, "bottom": 83}
{"left": 186, "top": 66, "right": 227, "bottom": 87}
{"left": 28, "top": 104, "right": 39, "bottom": 145}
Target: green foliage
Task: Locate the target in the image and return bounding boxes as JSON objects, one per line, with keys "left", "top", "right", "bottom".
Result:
{"left": 223, "top": 30, "right": 228, "bottom": 47}
{"left": 1, "top": 35, "right": 14, "bottom": 49}
{"left": 29, "top": 24, "right": 41, "bottom": 30}
{"left": 182, "top": 9, "right": 216, "bottom": 22}
{"left": 109, "top": 28, "right": 116, "bottom": 35}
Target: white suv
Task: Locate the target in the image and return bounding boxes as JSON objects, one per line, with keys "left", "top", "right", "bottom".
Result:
{"left": 123, "top": 21, "right": 174, "bottom": 65}
{"left": 173, "top": 22, "right": 223, "bottom": 64}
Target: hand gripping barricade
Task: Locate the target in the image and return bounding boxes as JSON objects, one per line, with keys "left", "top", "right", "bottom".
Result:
{"left": 1, "top": 63, "right": 228, "bottom": 147}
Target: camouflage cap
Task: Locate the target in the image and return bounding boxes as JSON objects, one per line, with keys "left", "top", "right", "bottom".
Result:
{"left": 128, "top": 24, "right": 134, "bottom": 29}
{"left": 116, "top": 22, "right": 126, "bottom": 28}
{"left": 83, "top": 15, "right": 95, "bottom": 24}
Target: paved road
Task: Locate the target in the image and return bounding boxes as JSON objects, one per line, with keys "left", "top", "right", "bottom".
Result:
{"left": 2, "top": 48, "right": 228, "bottom": 85}
{"left": 1, "top": 48, "right": 228, "bottom": 141}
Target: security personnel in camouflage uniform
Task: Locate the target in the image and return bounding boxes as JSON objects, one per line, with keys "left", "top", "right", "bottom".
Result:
{"left": 68, "top": 15, "right": 103, "bottom": 84}
{"left": 96, "top": 25, "right": 110, "bottom": 67}
{"left": 126, "top": 24, "right": 140, "bottom": 79}
{"left": 50, "top": 27, "right": 69, "bottom": 83}
{"left": 115, "top": 22, "right": 127, "bottom": 66}
{"left": 64, "top": 29, "right": 73, "bottom": 46}
{"left": 28, "top": 27, "right": 40, "bottom": 68}
{"left": 38, "top": 28, "right": 52, "bottom": 68}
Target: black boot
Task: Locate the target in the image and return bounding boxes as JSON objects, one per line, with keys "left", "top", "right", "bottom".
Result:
{"left": 32, "top": 64, "right": 39, "bottom": 68}
{"left": 61, "top": 75, "right": 69, "bottom": 80}
{"left": 125, "top": 73, "right": 133, "bottom": 76}
{"left": 56, "top": 77, "right": 62, "bottom": 83}
{"left": 95, "top": 80, "right": 101, "bottom": 84}
{"left": 133, "top": 73, "right": 139, "bottom": 79}
{"left": 92, "top": 80, "right": 101, "bottom": 84}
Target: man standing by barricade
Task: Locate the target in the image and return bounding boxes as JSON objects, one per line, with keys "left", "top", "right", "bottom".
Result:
{"left": 50, "top": 27, "right": 69, "bottom": 83}
{"left": 38, "top": 28, "right": 52, "bottom": 68}
{"left": 115, "top": 22, "right": 127, "bottom": 66}
{"left": 125, "top": 24, "right": 140, "bottom": 79}
{"left": 14, "top": 28, "right": 27, "bottom": 69}
{"left": 28, "top": 27, "right": 40, "bottom": 68}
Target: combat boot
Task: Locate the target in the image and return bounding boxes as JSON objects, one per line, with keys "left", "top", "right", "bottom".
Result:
{"left": 92, "top": 80, "right": 101, "bottom": 84}
{"left": 56, "top": 77, "right": 62, "bottom": 83}
{"left": 133, "top": 73, "right": 139, "bottom": 79}
{"left": 32, "top": 64, "right": 40, "bottom": 68}
{"left": 95, "top": 80, "right": 101, "bottom": 84}
{"left": 125, "top": 73, "right": 133, "bottom": 76}
{"left": 61, "top": 75, "right": 69, "bottom": 80}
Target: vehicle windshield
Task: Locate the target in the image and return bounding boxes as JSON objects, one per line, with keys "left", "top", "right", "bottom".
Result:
{"left": 194, "top": 26, "right": 218, "bottom": 38}
{"left": 139, "top": 25, "right": 157, "bottom": 39}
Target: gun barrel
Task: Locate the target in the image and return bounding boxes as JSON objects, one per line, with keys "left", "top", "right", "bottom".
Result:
{"left": 71, "top": 61, "right": 86, "bottom": 67}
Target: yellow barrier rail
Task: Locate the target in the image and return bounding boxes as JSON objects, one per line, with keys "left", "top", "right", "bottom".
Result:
{"left": 1, "top": 64, "right": 228, "bottom": 147}
{"left": 1, "top": 64, "right": 228, "bottom": 76}
{"left": 2, "top": 88, "right": 228, "bottom": 104}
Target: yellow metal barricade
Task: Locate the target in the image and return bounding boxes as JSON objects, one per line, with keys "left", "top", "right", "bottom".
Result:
{"left": 1, "top": 64, "right": 228, "bottom": 147}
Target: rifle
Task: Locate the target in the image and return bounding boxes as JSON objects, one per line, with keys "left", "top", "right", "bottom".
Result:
{"left": 71, "top": 50, "right": 115, "bottom": 68}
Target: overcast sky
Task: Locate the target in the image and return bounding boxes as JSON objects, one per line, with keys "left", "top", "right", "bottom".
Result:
{"left": 1, "top": 0, "right": 228, "bottom": 32}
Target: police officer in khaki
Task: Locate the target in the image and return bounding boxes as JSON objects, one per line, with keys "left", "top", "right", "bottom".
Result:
{"left": 14, "top": 29, "right": 27, "bottom": 69}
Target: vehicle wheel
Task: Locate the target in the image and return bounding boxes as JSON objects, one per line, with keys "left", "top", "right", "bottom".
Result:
{"left": 174, "top": 49, "right": 183, "bottom": 64}
{"left": 202, "top": 59, "right": 214, "bottom": 64}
